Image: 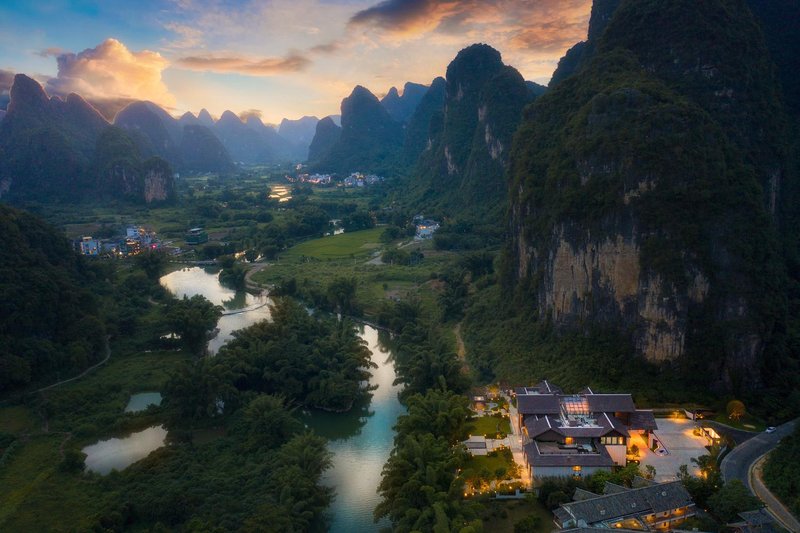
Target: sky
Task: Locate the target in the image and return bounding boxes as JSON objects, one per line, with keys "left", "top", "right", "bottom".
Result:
{"left": 0, "top": 0, "right": 593, "bottom": 123}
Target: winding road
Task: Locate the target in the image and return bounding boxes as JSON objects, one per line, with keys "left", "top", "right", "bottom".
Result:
{"left": 720, "top": 418, "right": 799, "bottom": 531}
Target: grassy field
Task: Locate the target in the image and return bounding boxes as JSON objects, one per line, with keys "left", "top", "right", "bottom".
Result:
{"left": 286, "top": 228, "right": 385, "bottom": 259}
{"left": 462, "top": 450, "right": 516, "bottom": 479}
{"left": 468, "top": 415, "right": 512, "bottom": 437}
{"left": 252, "top": 243, "right": 456, "bottom": 319}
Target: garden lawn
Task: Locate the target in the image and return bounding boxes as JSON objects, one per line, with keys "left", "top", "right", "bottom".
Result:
{"left": 469, "top": 415, "right": 511, "bottom": 437}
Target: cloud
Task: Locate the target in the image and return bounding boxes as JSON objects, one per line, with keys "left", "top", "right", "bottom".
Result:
{"left": 45, "top": 38, "right": 175, "bottom": 109}
{"left": 349, "top": 0, "right": 592, "bottom": 52}
{"left": 238, "top": 109, "right": 262, "bottom": 121}
{"left": 350, "top": 0, "right": 459, "bottom": 33}
{"left": 175, "top": 52, "right": 311, "bottom": 76}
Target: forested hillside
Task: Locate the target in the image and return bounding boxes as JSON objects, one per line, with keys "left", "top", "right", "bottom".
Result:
{"left": 0, "top": 205, "right": 106, "bottom": 392}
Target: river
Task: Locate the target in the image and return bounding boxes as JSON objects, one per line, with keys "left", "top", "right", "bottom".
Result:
{"left": 159, "top": 267, "right": 404, "bottom": 531}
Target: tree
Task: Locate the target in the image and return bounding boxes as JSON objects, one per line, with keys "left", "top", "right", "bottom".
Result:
{"left": 326, "top": 277, "right": 357, "bottom": 315}
{"left": 59, "top": 448, "right": 87, "bottom": 472}
{"left": 708, "top": 480, "right": 761, "bottom": 522}
{"left": 135, "top": 250, "right": 168, "bottom": 281}
{"left": 165, "top": 295, "right": 222, "bottom": 354}
{"left": 514, "top": 515, "right": 540, "bottom": 533}
{"left": 727, "top": 399, "right": 746, "bottom": 421}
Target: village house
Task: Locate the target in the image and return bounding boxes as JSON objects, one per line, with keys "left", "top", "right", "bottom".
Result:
{"left": 516, "top": 381, "right": 658, "bottom": 482}
{"left": 553, "top": 478, "right": 696, "bottom": 531}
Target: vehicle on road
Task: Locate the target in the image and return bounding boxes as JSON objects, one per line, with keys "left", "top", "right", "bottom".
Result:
{"left": 765, "top": 426, "right": 776, "bottom": 433}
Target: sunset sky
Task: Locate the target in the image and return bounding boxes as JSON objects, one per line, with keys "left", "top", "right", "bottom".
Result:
{"left": 0, "top": 0, "right": 593, "bottom": 123}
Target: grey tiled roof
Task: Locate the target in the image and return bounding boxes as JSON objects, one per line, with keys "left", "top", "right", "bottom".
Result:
{"left": 572, "top": 488, "right": 599, "bottom": 502}
{"left": 736, "top": 509, "right": 775, "bottom": 526}
{"left": 585, "top": 394, "right": 636, "bottom": 413}
{"left": 603, "top": 482, "right": 629, "bottom": 495}
{"left": 517, "top": 393, "right": 636, "bottom": 416}
{"left": 517, "top": 394, "right": 561, "bottom": 415}
{"left": 556, "top": 480, "right": 693, "bottom": 526}
{"left": 524, "top": 440, "right": 615, "bottom": 468}
{"left": 629, "top": 410, "right": 659, "bottom": 431}
{"left": 523, "top": 413, "right": 629, "bottom": 439}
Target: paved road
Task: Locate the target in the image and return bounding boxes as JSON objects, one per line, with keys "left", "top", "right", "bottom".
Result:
{"left": 721, "top": 419, "right": 798, "bottom": 530}
{"left": 751, "top": 453, "right": 800, "bottom": 532}
{"left": 721, "top": 419, "right": 796, "bottom": 491}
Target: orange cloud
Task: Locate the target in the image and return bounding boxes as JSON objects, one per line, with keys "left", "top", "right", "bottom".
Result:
{"left": 175, "top": 52, "right": 310, "bottom": 76}
{"left": 350, "top": 0, "right": 592, "bottom": 50}
{"left": 46, "top": 38, "right": 175, "bottom": 109}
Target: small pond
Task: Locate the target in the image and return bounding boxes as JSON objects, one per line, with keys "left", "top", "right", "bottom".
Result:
{"left": 125, "top": 392, "right": 162, "bottom": 413}
{"left": 82, "top": 425, "right": 168, "bottom": 475}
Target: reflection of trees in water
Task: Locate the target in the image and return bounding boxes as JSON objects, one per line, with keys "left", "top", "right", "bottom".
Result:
{"left": 377, "top": 330, "right": 399, "bottom": 364}
{"left": 304, "top": 393, "right": 375, "bottom": 441}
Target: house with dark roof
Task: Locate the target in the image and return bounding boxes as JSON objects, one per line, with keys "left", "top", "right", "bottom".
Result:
{"left": 553, "top": 480, "right": 696, "bottom": 531}
{"left": 515, "top": 382, "right": 657, "bottom": 482}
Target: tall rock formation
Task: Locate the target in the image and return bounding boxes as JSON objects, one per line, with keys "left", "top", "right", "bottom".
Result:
{"left": 307, "top": 116, "right": 342, "bottom": 164}
{"left": 93, "top": 126, "right": 175, "bottom": 203}
{"left": 508, "top": 0, "right": 789, "bottom": 393}
{"left": 408, "top": 44, "right": 531, "bottom": 212}
{"left": 402, "top": 77, "right": 446, "bottom": 166}
{"left": 312, "top": 86, "right": 404, "bottom": 174}
{"left": 180, "top": 125, "right": 234, "bottom": 172}
{"left": 0, "top": 74, "right": 108, "bottom": 198}
{"left": 278, "top": 116, "right": 319, "bottom": 159}
{"left": 381, "top": 82, "right": 428, "bottom": 123}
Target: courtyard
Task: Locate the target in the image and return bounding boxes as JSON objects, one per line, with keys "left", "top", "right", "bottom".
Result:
{"left": 631, "top": 418, "right": 710, "bottom": 482}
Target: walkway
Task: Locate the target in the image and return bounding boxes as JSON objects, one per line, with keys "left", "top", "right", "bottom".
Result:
{"left": 244, "top": 261, "right": 270, "bottom": 292}
{"left": 504, "top": 393, "right": 531, "bottom": 487}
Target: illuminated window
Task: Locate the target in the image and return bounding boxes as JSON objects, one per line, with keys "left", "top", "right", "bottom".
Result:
{"left": 565, "top": 437, "right": 574, "bottom": 444}
{"left": 572, "top": 466, "right": 581, "bottom": 472}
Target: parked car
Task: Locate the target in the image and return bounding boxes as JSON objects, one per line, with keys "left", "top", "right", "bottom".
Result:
{"left": 765, "top": 426, "right": 777, "bottom": 433}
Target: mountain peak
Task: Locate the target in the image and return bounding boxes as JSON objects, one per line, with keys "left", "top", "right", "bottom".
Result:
{"left": 8, "top": 74, "right": 48, "bottom": 113}
{"left": 218, "top": 110, "right": 241, "bottom": 124}
{"left": 197, "top": 108, "right": 214, "bottom": 126}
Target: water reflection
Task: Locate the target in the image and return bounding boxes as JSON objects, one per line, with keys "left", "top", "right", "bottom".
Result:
{"left": 305, "top": 325, "right": 405, "bottom": 533}
{"left": 160, "top": 267, "right": 272, "bottom": 354}
{"left": 125, "top": 392, "right": 162, "bottom": 413}
{"left": 82, "top": 425, "right": 168, "bottom": 475}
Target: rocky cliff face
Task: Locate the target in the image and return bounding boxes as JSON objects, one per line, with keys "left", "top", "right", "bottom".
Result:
{"left": 508, "top": 0, "right": 788, "bottom": 392}
{"left": 94, "top": 126, "right": 175, "bottom": 204}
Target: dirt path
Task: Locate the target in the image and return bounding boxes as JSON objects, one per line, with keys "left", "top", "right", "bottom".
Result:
{"left": 454, "top": 323, "right": 466, "bottom": 360}
{"left": 33, "top": 336, "right": 111, "bottom": 394}
{"left": 244, "top": 262, "right": 270, "bottom": 292}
